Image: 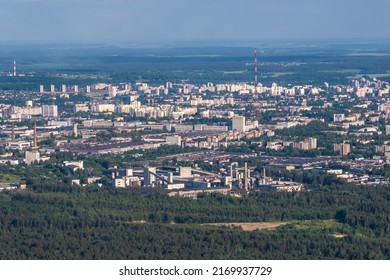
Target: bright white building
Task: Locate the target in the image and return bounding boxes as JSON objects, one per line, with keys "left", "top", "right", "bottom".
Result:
{"left": 232, "top": 116, "right": 246, "bottom": 132}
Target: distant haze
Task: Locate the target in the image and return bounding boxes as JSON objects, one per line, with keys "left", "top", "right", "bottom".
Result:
{"left": 0, "top": 0, "right": 389, "bottom": 43}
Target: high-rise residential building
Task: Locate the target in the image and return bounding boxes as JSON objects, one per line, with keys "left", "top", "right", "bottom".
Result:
{"left": 304, "top": 137, "right": 317, "bottom": 150}
{"left": 108, "top": 86, "right": 117, "bottom": 98}
{"left": 39, "top": 85, "right": 44, "bottom": 93}
{"left": 42, "top": 105, "right": 58, "bottom": 118}
{"left": 74, "top": 85, "right": 79, "bottom": 93}
{"left": 232, "top": 116, "right": 246, "bottom": 132}
{"left": 334, "top": 143, "right": 351, "bottom": 156}
{"left": 62, "top": 85, "right": 67, "bottom": 93}
{"left": 50, "top": 85, "right": 55, "bottom": 93}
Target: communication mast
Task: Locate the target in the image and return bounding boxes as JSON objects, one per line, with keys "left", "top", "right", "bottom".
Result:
{"left": 254, "top": 48, "right": 258, "bottom": 94}
{"left": 13, "top": 59, "right": 17, "bottom": 77}
{"left": 252, "top": 48, "right": 261, "bottom": 120}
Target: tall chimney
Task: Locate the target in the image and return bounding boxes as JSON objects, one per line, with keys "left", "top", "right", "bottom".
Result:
{"left": 244, "top": 162, "right": 248, "bottom": 192}
{"left": 73, "top": 123, "right": 78, "bottom": 138}
{"left": 33, "top": 120, "right": 37, "bottom": 148}
{"left": 11, "top": 122, "right": 15, "bottom": 142}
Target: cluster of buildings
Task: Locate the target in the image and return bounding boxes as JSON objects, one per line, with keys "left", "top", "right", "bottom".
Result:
{"left": 1, "top": 75, "right": 390, "bottom": 193}
{"left": 3, "top": 104, "right": 58, "bottom": 119}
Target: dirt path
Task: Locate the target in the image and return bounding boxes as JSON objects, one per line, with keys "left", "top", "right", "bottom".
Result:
{"left": 204, "top": 222, "right": 288, "bottom": 231}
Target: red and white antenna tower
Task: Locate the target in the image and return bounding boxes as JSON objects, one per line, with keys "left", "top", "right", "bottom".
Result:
{"left": 254, "top": 48, "right": 258, "bottom": 95}
{"left": 13, "top": 59, "right": 17, "bottom": 77}
{"left": 252, "top": 48, "right": 262, "bottom": 120}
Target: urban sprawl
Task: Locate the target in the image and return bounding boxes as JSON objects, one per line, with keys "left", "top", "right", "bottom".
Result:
{"left": 1, "top": 76, "right": 390, "bottom": 197}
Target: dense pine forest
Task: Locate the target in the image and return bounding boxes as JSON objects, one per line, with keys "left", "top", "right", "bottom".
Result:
{"left": 1, "top": 182, "right": 390, "bottom": 259}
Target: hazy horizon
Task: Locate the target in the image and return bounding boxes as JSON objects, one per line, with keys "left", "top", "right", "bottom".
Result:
{"left": 0, "top": 0, "right": 389, "bottom": 44}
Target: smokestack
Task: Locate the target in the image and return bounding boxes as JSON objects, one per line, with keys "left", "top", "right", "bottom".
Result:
{"left": 73, "top": 123, "right": 78, "bottom": 138}
{"left": 33, "top": 120, "right": 37, "bottom": 148}
{"left": 13, "top": 59, "right": 16, "bottom": 77}
{"left": 244, "top": 162, "right": 248, "bottom": 192}
{"left": 263, "top": 167, "right": 267, "bottom": 184}
{"left": 11, "top": 122, "right": 15, "bottom": 142}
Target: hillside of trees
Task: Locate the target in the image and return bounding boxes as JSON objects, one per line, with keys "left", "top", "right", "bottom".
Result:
{"left": 2, "top": 183, "right": 390, "bottom": 259}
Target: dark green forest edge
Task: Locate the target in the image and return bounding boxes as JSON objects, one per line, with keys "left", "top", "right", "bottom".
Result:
{"left": 1, "top": 183, "right": 390, "bottom": 259}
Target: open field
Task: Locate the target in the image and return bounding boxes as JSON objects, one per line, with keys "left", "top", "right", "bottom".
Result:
{"left": 202, "top": 219, "right": 349, "bottom": 236}
{"left": 203, "top": 222, "right": 288, "bottom": 231}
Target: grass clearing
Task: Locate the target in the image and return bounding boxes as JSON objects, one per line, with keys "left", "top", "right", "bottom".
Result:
{"left": 0, "top": 174, "right": 20, "bottom": 184}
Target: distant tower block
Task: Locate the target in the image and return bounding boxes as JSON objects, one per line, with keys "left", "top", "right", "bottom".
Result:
{"left": 86, "top": 86, "right": 91, "bottom": 93}
{"left": 13, "top": 59, "right": 17, "bottom": 77}
{"left": 26, "top": 100, "right": 33, "bottom": 107}
{"left": 39, "top": 85, "right": 44, "bottom": 93}
{"left": 108, "top": 86, "right": 117, "bottom": 98}
{"left": 50, "top": 85, "right": 55, "bottom": 93}
{"left": 74, "top": 85, "right": 79, "bottom": 93}
{"left": 232, "top": 116, "right": 246, "bottom": 132}
{"left": 73, "top": 123, "right": 78, "bottom": 138}
{"left": 42, "top": 105, "right": 58, "bottom": 118}
{"left": 62, "top": 85, "right": 67, "bottom": 93}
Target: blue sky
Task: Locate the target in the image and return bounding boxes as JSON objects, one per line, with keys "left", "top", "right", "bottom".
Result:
{"left": 0, "top": 0, "right": 389, "bottom": 43}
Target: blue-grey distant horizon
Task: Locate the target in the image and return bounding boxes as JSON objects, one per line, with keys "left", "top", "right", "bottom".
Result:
{"left": 1, "top": 0, "right": 389, "bottom": 43}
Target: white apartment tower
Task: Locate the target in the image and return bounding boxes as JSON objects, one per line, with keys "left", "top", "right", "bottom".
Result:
{"left": 232, "top": 116, "right": 246, "bottom": 132}
{"left": 108, "top": 86, "right": 118, "bottom": 98}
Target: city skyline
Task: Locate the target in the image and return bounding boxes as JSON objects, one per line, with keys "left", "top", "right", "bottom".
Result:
{"left": 0, "top": 0, "right": 389, "bottom": 43}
